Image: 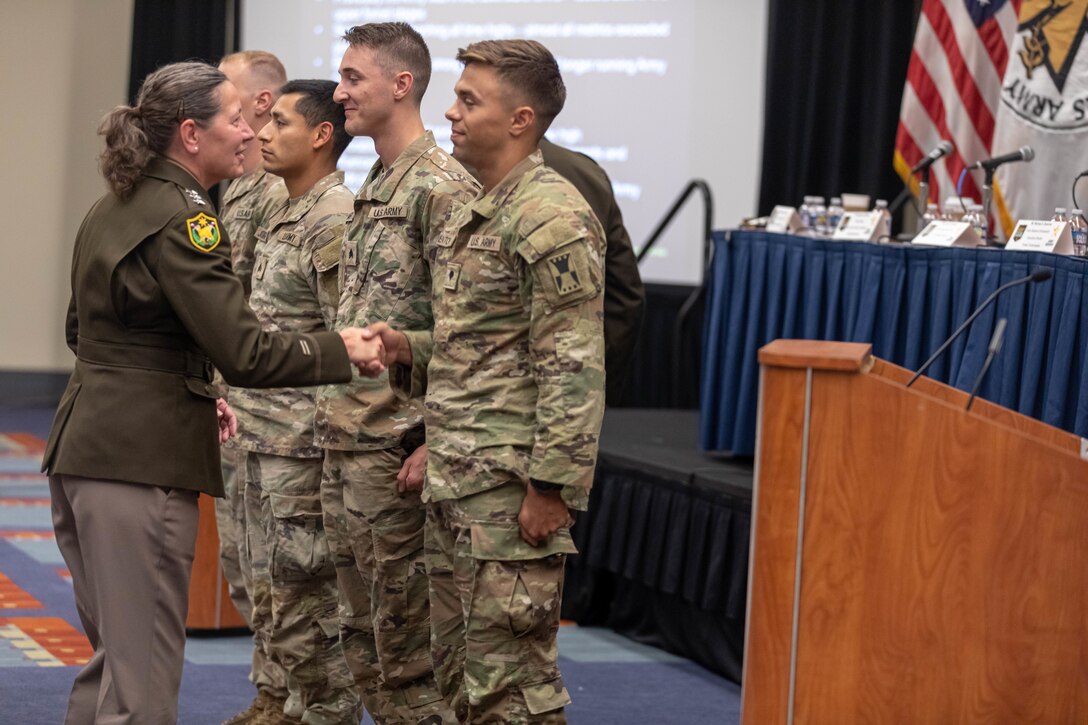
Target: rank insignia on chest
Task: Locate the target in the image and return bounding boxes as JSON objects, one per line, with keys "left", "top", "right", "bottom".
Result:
{"left": 546, "top": 251, "right": 583, "bottom": 296}
{"left": 187, "top": 213, "right": 221, "bottom": 252}
{"left": 444, "top": 262, "right": 462, "bottom": 291}
{"left": 344, "top": 243, "right": 358, "bottom": 267}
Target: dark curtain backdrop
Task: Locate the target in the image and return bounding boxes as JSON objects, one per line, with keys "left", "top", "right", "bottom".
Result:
{"left": 757, "top": 0, "right": 921, "bottom": 228}
{"left": 128, "top": 0, "right": 240, "bottom": 103}
{"left": 617, "top": 284, "right": 705, "bottom": 409}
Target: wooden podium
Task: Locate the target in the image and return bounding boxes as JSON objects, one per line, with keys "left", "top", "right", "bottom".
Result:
{"left": 742, "top": 340, "right": 1088, "bottom": 723}
{"left": 186, "top": 493, "right": 247, "bottom": 630}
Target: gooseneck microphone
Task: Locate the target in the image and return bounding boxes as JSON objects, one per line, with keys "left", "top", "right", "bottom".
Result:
{"left": 911, "top": 140, "right": 954, "bottom": 174}
{"left": 906, "top": 269, "right": 1053, "bottom": 388}
{"left": 969, "top": 146, "right": 1034, "bottom": 171}
{"left": 965, "top": 317, "right": 1008, "bottom": 411}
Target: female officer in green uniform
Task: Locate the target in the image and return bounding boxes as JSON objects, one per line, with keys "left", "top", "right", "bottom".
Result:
{"left": 42, "top": 61, "right": 381, "bottom": 725}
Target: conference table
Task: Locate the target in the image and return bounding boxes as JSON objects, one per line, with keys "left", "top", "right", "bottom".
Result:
{"left": 700, "top": 229, "right": 1088, "bottom": 456}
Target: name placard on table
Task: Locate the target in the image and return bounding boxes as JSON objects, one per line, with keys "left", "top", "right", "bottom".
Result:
{"left": 766, "top": 205, "right": 802, "bottom": 234}
{"left": 832, "top": 210, "right": 884, "bottom": 242}
{"left": 1005, "top": 219, "right": 1073, "bottom": 254}
{"left": 912, "top": 220, "right": 982, "bottom": 248}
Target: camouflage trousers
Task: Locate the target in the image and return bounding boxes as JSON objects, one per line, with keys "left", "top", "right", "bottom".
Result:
{"left": 218, "top": 443, "right": 289, "bottom": 702}
{"left": 320, "top": 448, "right": 455, "bottom": 724}
{"left": 244, "top": 451, "right": 362, "bottom": 724}
{"left": 427, "top": 481, "right": 577, "bottom": 724}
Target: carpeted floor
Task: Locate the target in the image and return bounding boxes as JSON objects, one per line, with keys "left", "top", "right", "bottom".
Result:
{"left": 0, "top": 406, "right": 741, "bottom": 724}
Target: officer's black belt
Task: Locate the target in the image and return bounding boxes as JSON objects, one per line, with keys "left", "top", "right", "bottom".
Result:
{"left": 76, "top": 337, "right": 214, "bottom": 382}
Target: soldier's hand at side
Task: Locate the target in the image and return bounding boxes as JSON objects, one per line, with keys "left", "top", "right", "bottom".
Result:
{"left": 518, "top": 485, "right": 573, "bottom": 547}
{"left": 397, "top": 444, "right": 427, "bottom": 493}
{"left": 216, "top": 398, "right": 237, "bottom": 444}
{"left": 340, "top": 327, "right": 386, "bottom": 376}
{"left": 362, "top": 322, "right": 412, "bottom": 367}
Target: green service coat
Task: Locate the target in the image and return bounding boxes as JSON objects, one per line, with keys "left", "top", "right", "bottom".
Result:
{"left": 43, "top": 157, "right": 352, "bottom": 496}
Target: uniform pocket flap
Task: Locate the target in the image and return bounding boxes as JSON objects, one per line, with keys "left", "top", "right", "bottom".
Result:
{"left": 312, "top": 228, "right": 343, "bottom": 272}
{"left": 318, "top": 615, "right": 340, "bottom": 639}
{"left": 521, "top": 677, "right": 572, "bottom": 715}
{"left": 183, "top": 376, "right": 219, "bottom": 399}
{"left": 469, "top": 520, "right": 577, "bottom": 561}
{"left": 516, "top": 217, "right": 587, "bottom": 264}
{"left": 373, "top": 506, "right": 426, "bottom": 563}
{"left": 269, "top": 491, "right": 322, "bottom": 520}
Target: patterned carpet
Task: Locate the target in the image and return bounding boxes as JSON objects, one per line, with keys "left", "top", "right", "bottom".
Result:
{"left": 0, "top": 408, "right": 741, "bottom": 723}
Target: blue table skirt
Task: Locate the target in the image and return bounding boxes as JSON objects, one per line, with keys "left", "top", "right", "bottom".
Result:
{"left": 699, "top": 230, "right": 1088, "bottom": 455}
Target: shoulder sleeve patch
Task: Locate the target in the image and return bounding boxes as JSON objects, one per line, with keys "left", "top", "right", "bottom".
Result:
{"left": 543, "top": 246, "right": 589, "bottom": 297}
{"left": 312, "top": 227, "right": 343, "bottom": 272}
{"left": 186, "top": 212, "right": 221, "bottom": 252}
{"left": 516, "top": 216, "right": 589, "bottom": 264}
{"left": 520, "top": 218, "right": 601, "bottom": 312}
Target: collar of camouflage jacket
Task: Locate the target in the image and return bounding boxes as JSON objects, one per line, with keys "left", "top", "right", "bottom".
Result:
{"left": 470, "top": 149, "right": 544, "bottom": 220}
{"left": 221, "top": 168, "right": 269, "bottom": 205}
{"left": 358, "top": 130, "right": 438, "bottom": 204}
{"left": 274, "top": 170, "right": 347, "bottom": 224}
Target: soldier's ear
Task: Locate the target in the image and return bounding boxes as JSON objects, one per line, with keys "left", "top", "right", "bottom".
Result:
{"left": 509, "top": 105, "right": 535, "bottom": 138}
{"left": 254, "top": 89, "right": 275, "bottom": 118}
{"left": 178, "top": 118, "right": 200, "bottom": 154}
{"left": 392, "top": 71, "right": 414, "bottom": 102}
{"left": 312, "top": 121, "right": 334, "bottom": 151}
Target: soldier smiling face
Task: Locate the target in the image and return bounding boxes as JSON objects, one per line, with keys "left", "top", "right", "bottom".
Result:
{"left": 445, "top": 63, "right": 512, "bottom": 173}
{"left": 186, "top": 81, "right": 255, "bottom": 188}
{"left": 334, "top": 45, "right": 397, "bottom": 138}
{"left": 446, "top": 39, "right": 566, "bottom": 192}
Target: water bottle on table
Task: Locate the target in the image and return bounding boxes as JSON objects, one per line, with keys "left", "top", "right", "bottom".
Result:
{"left": 1070, "top": 209, "right": 1087, "bottom": 257}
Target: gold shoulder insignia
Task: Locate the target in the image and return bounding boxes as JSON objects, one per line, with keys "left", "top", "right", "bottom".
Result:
{"left": 187, "top": 213, "right": 221, "bottom": 252}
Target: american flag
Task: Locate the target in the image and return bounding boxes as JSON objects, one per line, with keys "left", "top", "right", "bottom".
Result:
{"left": 894, "top": 0, "right": 1022, "bottom": 212}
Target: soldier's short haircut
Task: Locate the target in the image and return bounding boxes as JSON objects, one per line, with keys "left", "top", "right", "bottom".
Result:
{"left": 278, "top": 79, "right": 352, "bottom": 161}
{"left": 455, "top": 40, "right": 566, "bottom": 134}
{"left": 220, "top": 50, "right": 287, "bottom": 90}
{"left": 219, "top": 49, "right": 287, "bottom": 88}
{"left": 342, "top": 23, "right": 431, "bottom": 105}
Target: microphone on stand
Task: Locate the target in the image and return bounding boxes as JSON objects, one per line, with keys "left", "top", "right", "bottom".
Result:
{"left": 968, "top": 146, "right": 1034, "bottom": 246}
{"left": 965, "top": 318, "right": 1007, "bottom": 411}
{"left": 910, "top": 140, "right": 953, "bottom": 173}
{"left": 906, "top": 269, "right": 1053, "bottom": 388}
{"left": 909, "top": 138, "right": 953, "bottom": 213}
{"left": 969, "top": 146, "right": 1035, "bottom": 171}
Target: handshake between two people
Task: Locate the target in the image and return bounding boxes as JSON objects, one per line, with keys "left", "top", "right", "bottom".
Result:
{"left": 338, "top": 322, "right": 410, "bottom": 378}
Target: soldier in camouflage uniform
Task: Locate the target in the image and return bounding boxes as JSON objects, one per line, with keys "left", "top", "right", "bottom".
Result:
{"left": 227, "top": 80, "right": 361, "bottom": 725}
{"left": 314, "top": 24, "right": 476, "bottom": 725}
{"left": 219, "top": 51, "right": 290, "bottom": 297}
{"left": 364, "top": 40, "right": 606, "bottom": 724}
{"left": 216, "top": 51, "right": 293, "bottom": 725}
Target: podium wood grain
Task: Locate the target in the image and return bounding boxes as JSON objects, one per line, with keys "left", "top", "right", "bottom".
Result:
{"left": 743, "top": 340, "right": 1088, "bottom": 723}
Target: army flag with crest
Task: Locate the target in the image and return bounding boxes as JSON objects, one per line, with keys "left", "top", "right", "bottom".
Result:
{"left": 992, "top": 0, "right": 1088, "bottom": 234}
{"left": 894, "top": 0, "right": 1023, "bottom": 219}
